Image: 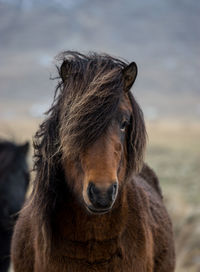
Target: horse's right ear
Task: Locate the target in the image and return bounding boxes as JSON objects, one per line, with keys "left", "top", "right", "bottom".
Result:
{"left": 122, "top": 62, "right": 138, "bottom": 92}
{"left": 60, "top": 60, "right": 70, "bottom": 82}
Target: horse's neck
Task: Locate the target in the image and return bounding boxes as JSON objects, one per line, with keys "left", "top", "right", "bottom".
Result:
{"left": 50, "top": 179, "right": 153, "bottom": 266}
{"left": 54, "top": 188, "right": 128, "bottom": 262}
{"left": 57, "top": 188, "right": 128, "bottom": 242}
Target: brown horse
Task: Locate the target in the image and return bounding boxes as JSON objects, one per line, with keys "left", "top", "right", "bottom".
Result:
{"left": 11, "top": 51, "right": 175, "bottom": 271}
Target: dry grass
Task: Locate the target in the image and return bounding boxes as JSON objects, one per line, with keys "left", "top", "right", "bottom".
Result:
{"left": 1, "top": 118, "right": 200, "bottom": 272}
{"left": 146, "top": 120, "right": 200, "bottom": 272}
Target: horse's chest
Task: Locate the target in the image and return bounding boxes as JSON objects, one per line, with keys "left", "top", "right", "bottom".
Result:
{"left": 44, "top": 239, "right": 149, "bottom": 272}
{"left": 47, "top": 239, "right": 128, "bottom": 272}
{"left": 48, "top": 255, "right": 123, "bottom": 272}
{"left": 45, "top": 255, "right": 147, "bottom": 272}
{"left": 55, "top": 238, "right": 120, "bottom": 261}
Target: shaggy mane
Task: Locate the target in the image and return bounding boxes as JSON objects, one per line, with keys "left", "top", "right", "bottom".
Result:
{"left": 31, "top": 51, "right": 146, "bottom": 260}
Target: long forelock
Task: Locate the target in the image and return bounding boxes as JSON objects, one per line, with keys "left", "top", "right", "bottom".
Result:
{"left": 58, "top": 52, "right": 127, "bottom": 159}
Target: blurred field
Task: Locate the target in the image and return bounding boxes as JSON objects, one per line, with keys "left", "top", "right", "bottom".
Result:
{"left": 146, "top": 121, "right": 200, "bottom": 272}
{"left": 1, "top": 118, "right": 200, "bottom": 272}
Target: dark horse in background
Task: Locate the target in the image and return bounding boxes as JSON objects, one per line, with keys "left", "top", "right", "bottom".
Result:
{"left": 12, "top": 52, "right": 175, "bottom": 271}
{"left": 0, "top": 141, "right": 29, "bottom": 272}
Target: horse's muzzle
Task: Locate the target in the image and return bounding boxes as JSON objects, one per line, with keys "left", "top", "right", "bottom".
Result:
{"left": 86, "top": 181, "right": 118, "bottom": 214}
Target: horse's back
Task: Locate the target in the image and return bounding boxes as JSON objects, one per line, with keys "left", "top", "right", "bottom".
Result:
{"left": 139, "top": 163, "right": 163, "bottom": 197}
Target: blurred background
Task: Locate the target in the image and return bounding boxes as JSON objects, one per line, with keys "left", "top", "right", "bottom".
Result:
{"left": 0, "top": 0, "right": 199, "bottom": 271}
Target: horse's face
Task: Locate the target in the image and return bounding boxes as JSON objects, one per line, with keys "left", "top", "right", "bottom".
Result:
{"left": 64, "top": 93, "right": 132, "bottom": 214}
{"left": 81, "top": 94, "right": 132, "bottom": 214}
{"left": 62, "top": 60, "right": 141, "bottom": 214}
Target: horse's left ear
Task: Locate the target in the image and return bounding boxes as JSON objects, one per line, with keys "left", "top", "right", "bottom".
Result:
{"left": 122, "top": 62, "right": 137, "bottom": 92}
{"left": 60, "top": 60, "right": 70, "bottom": 82}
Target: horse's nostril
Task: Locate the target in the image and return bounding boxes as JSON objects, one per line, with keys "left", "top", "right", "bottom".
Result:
{"left": 113, "top": 183, "right": 117, "bottom": 192}
{"left": 112, "top": 183, "right": 118, "bottom": 200}
{"left": 88, "top": 182, "right": 99, "bottom": 201}
{"left": 87, "top": 181, "right": 118, "bottom": 210}
{"left": 108, "top": 182, "right": 118, "bottom": 201}
{"left": 88, "top": 182, "right": 94, "bottom": 201}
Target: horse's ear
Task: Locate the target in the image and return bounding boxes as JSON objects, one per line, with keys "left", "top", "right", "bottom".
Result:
{"left": 60, "top": 60, "right": 70, "bottom": 82}
{"left": 19, "top": 142, "right": 29, "bottom": 155}
{"left": 122, "top": 62, "right": 137, "bottom": 92}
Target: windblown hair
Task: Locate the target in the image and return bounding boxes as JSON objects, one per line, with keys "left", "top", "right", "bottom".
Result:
{"left": 31, "top": 51, "right": 146, "bottom": 259}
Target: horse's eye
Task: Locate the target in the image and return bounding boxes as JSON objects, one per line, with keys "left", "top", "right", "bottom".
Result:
{"left": 120, "top": 120, "right": 128, "bottom": 132}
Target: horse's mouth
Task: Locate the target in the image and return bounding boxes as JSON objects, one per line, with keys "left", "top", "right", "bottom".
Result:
{"left": 86, "top": 205, "right": 111, "bottom": 215}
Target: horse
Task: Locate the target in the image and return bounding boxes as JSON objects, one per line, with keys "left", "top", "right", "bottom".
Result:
{"left": 0, "top": 140, "right": 29, "bottom": 272}
{"left": 11, "top": 51, "right": 175, "bottom": 272}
